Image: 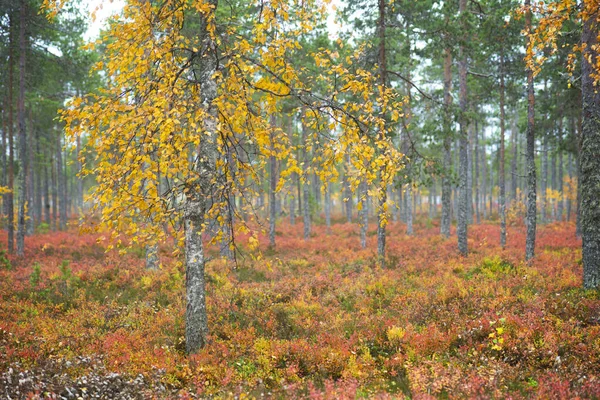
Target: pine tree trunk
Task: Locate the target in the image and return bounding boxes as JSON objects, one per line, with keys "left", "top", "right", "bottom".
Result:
{"left": 76, "top": 135, "right": 83, "bottom": 212}
{"left": 406, "top": 186, "right": 413, "bottom": 235}
{"left": 482, "top": 135, "right": 488, "bottom": 220}
{"left": 525, "top": 0, "right": 537, "bottom": 261}
{"left": 269, "top": 121, "right": 277, "bottom": 248}
{"left": 457, "top": 0, "right": 469, "bottom": 256}
{"left": 474, "top": 119, "right": 480, "bottom": 224}
{"left": 376, "top": 0, "right": 388, "bottom": 263}
{"left": 541, "top": 134, "right": 548, "bottom": 224}
{"left": 57, "top": 134, "right": 66, "bottom": 231}
{"left": 44, "top": 162, "right": 50, "bottom": 225}
{"left": 440, "top": 47, "right": 452, "bottom": 237}
{"left": 6, "top": 25, "right": 14, "bottom": 253}
{"left": 26, "top": 109, "right": 34, "bottom": 235}
{"left": 325, "top": 182, "right": 331, "bottom": 232}
{"left": 467, "top": 124, "right": 473, "bottom": 224}
{"left": 51, "top": 154, "right": 57, "bottom": 231}
{"left": 16, "top": 0, "right": 27, "bottom": 256}
{"left": 499, "top": 51, "right": 507, "bottom": 248}
{"left": 580, "top": 3, "right": 600, "bottom": 288}
{"left": 511, "top": 113, "right": 518, "bottom": 202}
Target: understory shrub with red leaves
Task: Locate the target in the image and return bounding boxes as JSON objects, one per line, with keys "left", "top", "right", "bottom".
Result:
{"left": 0, "top": 220, "right": 598, "bottom": 398}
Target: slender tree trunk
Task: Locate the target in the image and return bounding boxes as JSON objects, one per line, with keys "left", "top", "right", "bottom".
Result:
{"left": 360, "top": 180, "right": 368, "bottom": 249}
{"left": 580, "top": 3, "right": 600, "bottom": 288}
{"left": 567, "top": 152, "right": 572, "bottom": 221}
{"left": 302, "top": 117, "right": 311, "bottom": 240}
{"left": 482, "top": 134, "right": 487, "bottom": 220}
{"left": 525, "top": 0, "right": 537, "bottom": 261}
{"left": 406, "top": 186, "right": 413, "bottom": 235}
{"left": 76, "top": 135, "right": 83, "bottom": 212}
{"left": 457, "top": 0, "right": 469, "bottom": 255}
{"left": 343, "top": 152, "right": 352, "bottom": 223}
{"left": 499, "top": 51, "right": 507, "bottom": 248}
{"left": 441, "top": 47, "right": 453, "bottom": 237}
{"left": 51, "top": 154, "right": 57, "bottom": 230}
{"left": 541, "top": 134, "right": 548, "bottom": 224}
{"left": 511, "top": 113, "right": 518, "bottom": 202}
{"left": 44, "top": 161, "right": 50, "bottom": 225}
{"left": 269, "top": 119, "right": 277, "bottom": 248}
{"left": 6, "top": 26, "right": 14, "bottom": 252}
{"left": 1, "top": 106, "right": 6, "bottom": 227}
{"left": 16, "top": 0, "right": 27, "bottom": 256}
{"left": 324, "top": 182, "right": 331, "bottom": 232}
{"left": 467, "top": 124, "right": 474, "bottom": 224}
{"left": 558, "top": 136, "right": 564, "bottom": 221}
{"left": 376, "top": 0, "right": 388, "bottom": 263}
{"left": 57, "top": 134, "right": 66, "bottom": 231}
{"left": 474, "top": 119, "right": 480, "bottom": 224}
{"left": 34, "top": 138, "right": 42, "bottom": 229}
{"left": 26, "top": 109, "right": 34, "bottom": 235}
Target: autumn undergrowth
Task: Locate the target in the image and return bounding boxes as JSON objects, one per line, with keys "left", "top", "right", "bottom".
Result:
{"left": 1, "top": 218, "right": 599, "bottom": 399}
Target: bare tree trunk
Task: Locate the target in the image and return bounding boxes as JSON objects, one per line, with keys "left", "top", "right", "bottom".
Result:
{"left": 269, "top": 120, "right": 277, "bottom": 248}
{"left": 76, "top": 134, "right": 83, "bottom": 213}
{"left": 301, "top": 118, "right": 311, "bottom": 240}
{"left": 474, "top": 119, "right": 480, "bottom": 224}
{"left": 406, "top": 186, "right": 413, "bottom": 235}
{"left": 511, "top": 113, "right": 518, "bottom": 202}
{"left": 581, "top": 3, "right": 600, "bottom": 288}
{"left": 6, "top": 24, "right": 15, "bottom": 252}
{"left": 44, "top": 161, "right": 50, "bottom": 225}
{"left": 457, "top": 0, "right": 469, "bottom": 256}
{"left": 541, "top": 134, "right": 548, "bottom": 224}
{"left": 567, "top": 152, "right": 572, "bottom": 221}
{"left": 324, "top": 182, "right": 331, "bottom": 232}
{"left": 26, "top": 109, "right": 34, "bottom": 235}
{"left": 440, "top": 47, "right": 452, "bottom": 237}
{"left": 499, "top": 51, "right": 507, "bottom": 248}
{"left": 376, "top": 0, "right": 388, "bottom": 263}
{"left": 467, "top": 124, "right": 474, "bottom": 224}
{"left": 57, "top": 134, "right": 66, "bottom": 231}
{"left": 51, "top": 154, "right": 57, "bottom": 231}
{"left": 525, "top": 0, "right": 537, "bottom": 261}
{"left": 482, "top": 134, "right": 488, "bottom": 220}
{"left": 16, "top": 0, "right": 27, "bottom": 256}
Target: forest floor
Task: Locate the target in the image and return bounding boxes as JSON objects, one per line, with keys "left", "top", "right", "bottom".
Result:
{"left": 1, "top": 218, "right": 599, "bottom": 399}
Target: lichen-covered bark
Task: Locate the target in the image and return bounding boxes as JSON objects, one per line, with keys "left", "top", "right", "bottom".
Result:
{"left": 524, "top": 0, "right": 537, "bottom": 262}
{"left": 185, "top": 3, "right": 218, "bottom": 353}
{"left": 581, "top": 3, "right": 600, "bottom": 288}
{"left": 145, "top": 245, "right": 159, "bottom": 270}
{"left": 184, "top": 202, "right": 209, "bottom": 353}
